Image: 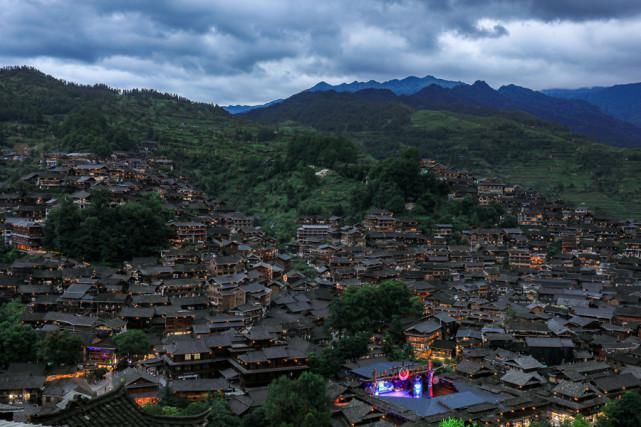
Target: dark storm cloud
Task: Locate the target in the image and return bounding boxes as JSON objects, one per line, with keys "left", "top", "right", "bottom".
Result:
{"left": 526, "top": 0, "right": 641, "bottom": 20}
{"left": 1, "top": 0, "right": 640, "bottom": 104}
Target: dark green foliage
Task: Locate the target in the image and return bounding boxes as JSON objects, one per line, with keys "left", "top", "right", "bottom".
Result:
{"left": 240, "top": 408, "right": 269, "bottom": 427}
{"left": 206, "top": 398, "right": 241, "bottom": 427}
{"left": 285, "top": 134, "right": 359, "bottom": 169}
{"left": 0, "top": 243, "right": 23, "bottom": 264}
{"left": 382, "top": 315, "right": 414, "bottom": 360}
{"left": 263, "top": 372, "right": 331, "bottom": 427}
{"left": 547, "top": 240, "right": 562, "bottom": 258}
{"left": 113, "top": 329, "right": 152, "bottom": 359}
{"left": 36, "top": 330, "right": 83, "bottom": 368}
{"left": 363, "top": 149, "right": 448, "bottom": 213}
{"left": 596, "top": 391, "right": 641, "bottom": 427}
{"left": 308, "top": 349, "right": 345, "bottom": 378}
{"left": 246, "top": 90, "right": 412, "bottom": 132}
{"left": 146, "top": 397, "right": 241, "bottom": 427}
{"left": 311, "top": 281, "right": 422, "bottom": 378}
{"left": 329, "top": 280, "right": 423, "bottom": 336}
{"left": 44, "top": 190, "right": 171, "bottom": 263}
{"left": 56, "top": 108, "right": 134, "bottom": 156}
{"left": 0, "top": 66, "right": 228, "bottom": 158}
{"left": 0, "top": 300, "right": 88, "bottom": 370}
{"left": 0, "top": 300, "right": 37, "bottom": 368}
{"left": 309, "top": 331, "right": 371, "bottom": 377}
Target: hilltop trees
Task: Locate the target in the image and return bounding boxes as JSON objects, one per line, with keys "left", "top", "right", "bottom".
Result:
{"left": 45, "top": 189, "right": 171, "bottom": 263}
{"left": 364, "top": 149, "right": 448, "bottom": 214}
{"left": 56, "top": 107, "right": 133, "bottom": 156}
{"left": 285, "top": 134, "right": 359, "bottom": 170}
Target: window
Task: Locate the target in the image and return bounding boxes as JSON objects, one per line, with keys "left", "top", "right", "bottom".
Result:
{"left": 193, "top": 353, "right": 201, "bottom": 360}
{"left": 185, "top": 354, "right": 192, "bottom": 361}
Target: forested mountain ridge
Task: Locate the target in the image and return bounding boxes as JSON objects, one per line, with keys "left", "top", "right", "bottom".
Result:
{"left": 0, "top": 66, "right": 231, "bottom": 155}
{"left": 247, "top": 80, "right": 641, "bottom": 148}
{"left": 3, "top": 66, "right": 641, "bottom": 224}
{"left": 246, "top": 83, "right": 641, "bottom": 219}
{"left": 0, "top": 66, "right": 510, "bottom": 241}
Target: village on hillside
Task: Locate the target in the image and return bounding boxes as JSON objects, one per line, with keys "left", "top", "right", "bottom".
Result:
{"left": 2, "top": 147, "right": 641, "bottom": 426}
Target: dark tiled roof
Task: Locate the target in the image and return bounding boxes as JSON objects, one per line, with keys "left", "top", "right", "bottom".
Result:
{"left": 593, "top": 373, "right": 641, "bottom": 393}
{"left": 169, "top": 378, "right": 227, "bottom": 393}
{"left": 405, "top": 319, "right": 441, "bottom": 335}
{"left": 31, "top": 386, "right": 208, "bottom": 426}
{"left": 0, "top": 373, "right": 46, "bottom": 391}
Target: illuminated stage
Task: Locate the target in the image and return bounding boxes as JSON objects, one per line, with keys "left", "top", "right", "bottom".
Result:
{"left": 350, "top": 360, "right": 510, "bottom": 418}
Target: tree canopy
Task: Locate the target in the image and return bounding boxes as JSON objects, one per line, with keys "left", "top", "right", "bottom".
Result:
{"left": 45, "top": 189, "right": 171, "bottom": 263}
{"left": 113, "top": 329, "right": 152, "bottom": 359}
{"left": 596, "top": 391, "right": 641, "bottom": 427}
{"left": 0, "top": 300, "right": 86, "bottom": 370}
{"left": 310, "top": 280, "right": 422, "bottom": 378}
{"left": 36, "top": 330, "right": 84, "bottom": 368}
{"left": 0, "top": 300, "right": 37, "bottom": 368}
{"left": 329, "top": 280, "right": 423, "bottom": 336}
{"left": 263, "top": 372, "right": 331, "bottom": 427}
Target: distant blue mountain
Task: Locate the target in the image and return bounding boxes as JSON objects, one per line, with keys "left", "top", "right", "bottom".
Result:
{"left": 308, "top": 75, "right": 465, "bottom": 95}
{"left": 225, "top": 75, "right": 463, "bottom": 114}
{"left": 223, "top": 98, "right": 284, "bottom": 115}
{"left": 543, "top": 83, "right": 641, "bottom": 127}
{"left": 246, "top": 79, "right": 641, "bottom": 148}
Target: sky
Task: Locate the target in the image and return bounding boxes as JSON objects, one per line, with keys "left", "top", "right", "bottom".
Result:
{"left": 2, "top": 0, "right": 641, "bottom": 105}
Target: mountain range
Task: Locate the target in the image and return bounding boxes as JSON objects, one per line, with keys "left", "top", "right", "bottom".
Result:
{"left": 307, "top": 75, "right": 464, "bottom": 95}
{"left": 245, "top": 79, "right": 641, "bottom": 148}
{"left": 3, "top": 66, "right": 641, "bottom": 220}
{"left": 543, "top": 83, "right": 641, "bottom": 128}
{"left": 222, "top": 75, "right": 464, "bottom": 114}
{"left": 222, "top": 98, "right": 284, "bottom": 115}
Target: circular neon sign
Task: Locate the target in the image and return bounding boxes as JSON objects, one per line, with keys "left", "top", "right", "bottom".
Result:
{"left": 398, "top": 367, "right": 410, "bottom": 381}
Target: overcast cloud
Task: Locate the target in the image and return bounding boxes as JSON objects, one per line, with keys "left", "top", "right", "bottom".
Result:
{"left": 1, "top": 0, "right": 641, "bottom": 104}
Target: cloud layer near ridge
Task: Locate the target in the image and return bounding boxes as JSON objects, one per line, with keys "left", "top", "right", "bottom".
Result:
{"left": 2, "top": 0, "right": 640, "bottom": 104}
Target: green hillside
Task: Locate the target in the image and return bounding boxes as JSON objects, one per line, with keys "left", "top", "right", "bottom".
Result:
{"left": 405, "top": 111, "right": 641, "bottom": 218}
{"left": 3, "top": 66, "right": 641, "bottom": 227}
{"left": 268, "top": 106, "right": 641, "bottom": 219}
{"left": 4, "top": 67, "right": 507, "bottom": 241}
